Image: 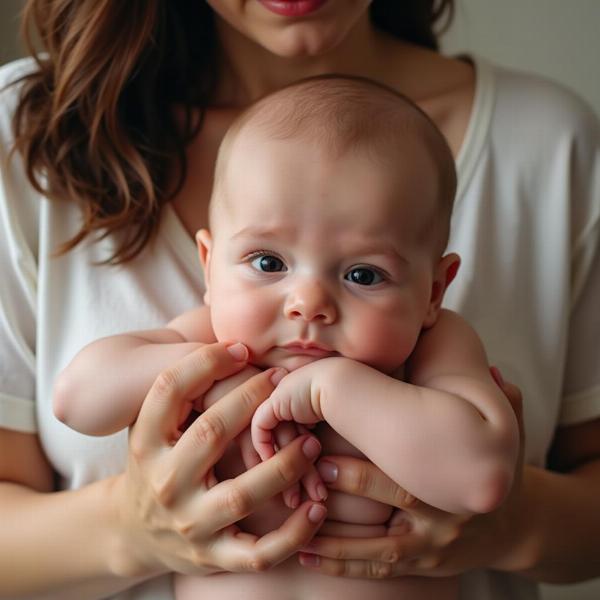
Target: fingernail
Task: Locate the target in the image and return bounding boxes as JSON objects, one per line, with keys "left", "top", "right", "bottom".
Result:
{"left": 307, "top": 503, "right": 327, "bottom": 523}
{"left": 270, "top": 367, "right": 288, "bottom": 386}
{"left": 490, "top": 366, "right": 504, "bottom": 387}
{"left": 299, "top": 552, "right": 321, "bottom": 566}
{"left": 226, "top": 343, "right": 248, "bottom": 361}
{"left": 317, "top": 460, "right": 338, "bottom": 482}
{"left": 302, "top": 437, "right": 321, "bottom": 461}
{"left": 316, "top": 483, "right": 328, "bottom": 501}
{"left": 289, "top": 492, "right": 300, "bottom": 509}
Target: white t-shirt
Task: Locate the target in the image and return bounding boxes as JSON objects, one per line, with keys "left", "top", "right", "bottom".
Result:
{"left": 1, "top": 56, "right": 599, "bottom": 600}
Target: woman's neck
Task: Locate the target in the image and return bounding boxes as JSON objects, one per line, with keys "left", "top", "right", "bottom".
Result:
{"left": 211, "top": 14, "right": 401, "bottom": 106}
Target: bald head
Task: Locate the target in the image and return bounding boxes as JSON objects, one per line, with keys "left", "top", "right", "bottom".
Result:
{"left": 211, "top": 75, "right": 457, "bottom": 253}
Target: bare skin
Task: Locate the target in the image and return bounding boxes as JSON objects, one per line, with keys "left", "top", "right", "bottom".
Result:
{"left": 3, "top": 1, "right": 600, "bottom": 597}
{"left": 0, "top": 345, "right": 327, "bottom": 598}
{"left": 168, "top": 11, "right": 600, "bottom": 592}
{"left": 152, "top": 8, "right": 600, "bottom": 592}
{"left": 171, "top": 31, "right": 474, "bottom": 237}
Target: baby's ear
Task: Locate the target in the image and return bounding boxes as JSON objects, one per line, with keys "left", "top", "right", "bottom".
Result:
{"left": 196, "top": 229, "right": 213, "bottom": 306}
{"left": 423, "top": 253, "right": 460, "bottom": 328}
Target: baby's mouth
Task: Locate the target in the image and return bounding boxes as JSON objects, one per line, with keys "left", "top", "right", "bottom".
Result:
{"left": 280, "top": 342, "right": 337, "bottom": 358}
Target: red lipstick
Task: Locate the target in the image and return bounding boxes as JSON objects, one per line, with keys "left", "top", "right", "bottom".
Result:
{"left": 258, "top": 0, "right": 328, "bottom": 18}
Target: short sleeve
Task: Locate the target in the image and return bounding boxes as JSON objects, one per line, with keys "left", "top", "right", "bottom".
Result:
{"left": 0, "top": 60, "right": 40, "bottom": 433}
{"left": 559, "top": 100, "right": 600, "bottom": 426}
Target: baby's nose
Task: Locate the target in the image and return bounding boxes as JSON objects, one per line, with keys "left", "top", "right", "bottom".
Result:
{"left": 283, "top": 280, "right": 337, "bottom": 324}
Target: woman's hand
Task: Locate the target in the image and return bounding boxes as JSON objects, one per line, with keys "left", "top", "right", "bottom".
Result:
{"left": 298, "top": 371, "right": 527, "bottom": 578}
{"left": 111, "top": 342, "right": 327, "bottom": 579}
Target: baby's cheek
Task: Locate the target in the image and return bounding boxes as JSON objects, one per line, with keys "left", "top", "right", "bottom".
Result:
{"left": 349, "top": 318, "right": 415, "bottom": 373}
{"left": 210, "top": 291, "right": 273, "bottom": 347}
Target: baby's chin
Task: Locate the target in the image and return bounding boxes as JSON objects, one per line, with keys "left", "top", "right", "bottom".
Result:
{"left": 275, "top": 356, "right": 399, "bottom": 376}
{"left": 253, "top": 354, "right": 324, "bottom": 372}
{"left": 250, "top": 348, "right": 399, "bottom": 375}
{"left": 250, "top": 348, "right": 336, "bottom": 373}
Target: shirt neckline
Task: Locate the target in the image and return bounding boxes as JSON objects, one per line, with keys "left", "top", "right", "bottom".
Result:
{"left": 454, "top": 55, "right": 496, "bottom": 204}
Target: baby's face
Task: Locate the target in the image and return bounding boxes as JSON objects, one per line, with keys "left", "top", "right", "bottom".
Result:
{"left": 200, "top": 133, "right": 450, "bottom": 373}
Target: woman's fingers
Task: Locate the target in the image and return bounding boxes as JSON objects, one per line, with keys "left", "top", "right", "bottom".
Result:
{"left": 190, "top": 434, "right": 323, "bottom": 536}
{"left": 133, "top": 343, "right": 249, "bottom": 451}
{"left": 490, "top": 367, "right": 524, "bottom": 440}
{"left": 120, "top": 342, "right": 329, "bottom": 576}
{"left": 316, "top": 455, "right": 422, "bottom": 511}
{"left": 490, "top": 368, "right": 525, "bottom": 481}
{"left": 300, "top": 531, "right": 427, "bottom": 565}
{"left": 300, "top": 555, "right": 406, "bottom": 578}
{"left": 298, "top": 532, "right": 435, "bottom": 578}
{"left": 274, "top": 422, "right": 302, "bottom": 508}
{"left": 300, "top": 373, "right": 527, "bottom": 583}
{"left": 169, "top": 367, "right": 283, "bottom": 485}
{"left": 214, "top": 501, "right": 327, "bottom": 572}
{"left": 504, "top": 382, "right": 524, "bottom": 442}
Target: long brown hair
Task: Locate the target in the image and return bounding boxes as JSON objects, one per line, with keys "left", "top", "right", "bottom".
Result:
{"left": 12, "top": 0, "right": 454, "bottom": 263}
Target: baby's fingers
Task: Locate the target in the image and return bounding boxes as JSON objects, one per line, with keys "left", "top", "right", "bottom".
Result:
{"left": 251, "top": 400, "right": 280, "bottom": 461}
{"left": 283, "top": 484, "right": 301, "bottom": 509}
{"left": 301, "top": 465, "right": 328, "bottom": 502}
{"left": 237, "top": 428, "right": 261, "bottom": 470}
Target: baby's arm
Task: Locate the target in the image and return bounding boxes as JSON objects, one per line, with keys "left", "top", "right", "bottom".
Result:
{"left": 53, "top": 306, "right": 216, "bottom": 435}
{"left": 252, "top": 309, "right": 520, "bottom": 514}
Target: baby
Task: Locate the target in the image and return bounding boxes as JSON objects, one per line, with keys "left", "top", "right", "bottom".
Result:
{"left": 54, "top": 76, "right": 519, "bottom": 600}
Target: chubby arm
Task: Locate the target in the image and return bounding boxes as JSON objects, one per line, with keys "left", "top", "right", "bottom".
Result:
{"left": 1, "top": 345, "right": 327, "bottom": 598}
{"left": 53, "top": 306, "right": 216, "bottom": 435}
{"left": 252, "top": 310, "right": 519, "bottom": 514}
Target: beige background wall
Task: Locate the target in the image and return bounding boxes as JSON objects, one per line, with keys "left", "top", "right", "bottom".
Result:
{"left": 0, "top": 0, "right": 24, "bottom": 64}
{"left": 441, "top": 0, "right": 600, "bottom": 118}
{"left": 1, "top": 1, "right": 599, "bottom": 599}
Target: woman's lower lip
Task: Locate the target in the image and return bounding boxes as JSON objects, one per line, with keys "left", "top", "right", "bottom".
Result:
{"left": 258, "top": 0, "right": 328, "bottom": 18}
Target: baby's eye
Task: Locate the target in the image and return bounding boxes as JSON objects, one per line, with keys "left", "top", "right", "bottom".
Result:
{"left": 344, "top": 267, "right": 384, "bottom": 286}
{"left": 251, "top": 254, "right": 286, "bottom": 272}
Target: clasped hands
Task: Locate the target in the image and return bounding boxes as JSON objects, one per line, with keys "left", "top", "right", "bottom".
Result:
{"left": 114, "top": 343, "right": 525, "bottom": 582}
{"left": 113, "top": 343, "right": 327, "bottom": 580}
{"left": 242, "top": 357, "right": 527, "bottom": 580}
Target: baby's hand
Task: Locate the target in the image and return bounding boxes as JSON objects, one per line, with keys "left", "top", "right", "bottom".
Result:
{"left": 238, "top": 421, "right": 314, "bottom": 508}
{"left": 251, "top": 366, "right": 328, "bottom": 504}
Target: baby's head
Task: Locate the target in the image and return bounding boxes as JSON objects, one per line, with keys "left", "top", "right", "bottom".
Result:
{"left": 198, "top": 75, "right": 459, "bottom": 374}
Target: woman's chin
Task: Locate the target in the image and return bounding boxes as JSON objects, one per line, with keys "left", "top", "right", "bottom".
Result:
{"left": 260, "top": 26, "right": 342, "bottom": 58}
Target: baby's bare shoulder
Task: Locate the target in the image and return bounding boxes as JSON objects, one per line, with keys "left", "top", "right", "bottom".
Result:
{"left": 424, "top": 308, "right": 477, "bottom": 339}
{"left": 167, "top": 305, "right": 216, "bottom": 342}
{"left": 408, "top": 310, "right": 488, "bottom": 383}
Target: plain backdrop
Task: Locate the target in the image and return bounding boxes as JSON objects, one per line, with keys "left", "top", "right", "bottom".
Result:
{"left": 1, "top": 1, "right": 599, "bottom": 599}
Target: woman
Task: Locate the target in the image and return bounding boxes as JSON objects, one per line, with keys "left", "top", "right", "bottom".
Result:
{"left": 1, "top": 1, "right": 599, "bottom": 599}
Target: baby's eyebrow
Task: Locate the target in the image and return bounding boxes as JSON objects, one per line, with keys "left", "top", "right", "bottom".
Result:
{"left": 345, "top": 240, "right": 409, "bottom": 264}
{"left": 230, "top": 224, "right": 296, "bottom": 241}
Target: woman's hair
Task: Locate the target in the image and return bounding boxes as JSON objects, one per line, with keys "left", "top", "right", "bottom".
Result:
{"left": 12, "top": 0, "right": 454, "bottom": 263}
